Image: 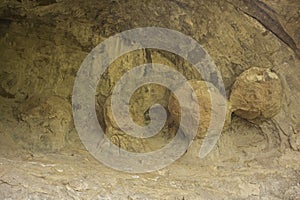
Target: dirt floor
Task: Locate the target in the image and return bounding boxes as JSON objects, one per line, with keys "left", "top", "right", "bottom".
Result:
{"left": 1, "top": 108, "right": 300, "bottom": 199}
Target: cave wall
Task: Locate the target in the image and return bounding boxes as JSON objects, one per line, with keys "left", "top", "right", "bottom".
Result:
{"left": 1, "top": 0, "right": 300, "bottom": 199}
{"left": 0, "top": 0, "right": 299, "bottom": 155}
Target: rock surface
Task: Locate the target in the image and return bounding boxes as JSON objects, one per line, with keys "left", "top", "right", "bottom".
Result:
{"left": 230, "top": 67, "right": 283, "bottom": 121}
{"left": 0, "top": 0, "right": 300, "bottom": 199}
{"left": 168, "top": 80, "right": 230, "bottom": 139}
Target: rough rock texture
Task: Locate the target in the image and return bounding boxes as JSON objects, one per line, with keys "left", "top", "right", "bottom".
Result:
{"left": 230, "top": 67, "right": 283, "bottom": 120}
{"left": 168, "top": 80, "right": 230, "bottom": 139}
{"left": 103, "top": 93, "right": 177, "bottom": 153}
{"left": 98, "top": 50, "right": 180, "bottom": 152}
{"left": 0, "top": 0, "right": 300, "bottom": 199}
{"left": 16, "top": 96, "right": 73, "bottom": 152}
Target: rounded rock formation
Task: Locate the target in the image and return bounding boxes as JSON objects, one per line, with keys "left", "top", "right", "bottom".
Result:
{"left": 229, "top": 67, "right": 282, "bottom": 121}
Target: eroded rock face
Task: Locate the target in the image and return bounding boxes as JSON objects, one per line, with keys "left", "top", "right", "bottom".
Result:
{"left": 103, "top": 87, "right": 177, "bottom": 153}
{"left": 97, "top": 50, "right": 194, "bottom": 152}
{"left": 103, "top": 95, "right": 148, "bottom": 152}
{"left": 0, "top": 0, "right": 300, "bottom": 198}
{"left": 18, "top": 96, "right": 72, "bottom": 151}
{"left": 168, "top": 80, "right": 230, "bottom": 139}
{"left": 1, "top": 0, "right": 299, "bottom": 154}
{"left": 230, "top": 67, "right": 283, "bottom": 121}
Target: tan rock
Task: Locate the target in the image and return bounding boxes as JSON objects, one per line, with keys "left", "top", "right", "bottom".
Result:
{"left": 230, "top": 67, "right": 283, "bottom": 120}
{"left": 168, "top": 79, "right": 229, "bottom": 139}
{"left": 103, "top": 85, "right": 176, "bottom": 153}
{"left": 19, "top": 96, "right": 72, "bottom": 151}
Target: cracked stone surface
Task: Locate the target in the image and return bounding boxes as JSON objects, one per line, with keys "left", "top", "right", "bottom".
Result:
{"left": 0, "top": 0, "right": 300, "bottom": 199}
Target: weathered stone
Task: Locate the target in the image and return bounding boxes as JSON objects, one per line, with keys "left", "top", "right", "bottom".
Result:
{"left": 230, "top": 67, "right": 283, "bottom": 120}
{"left": 103, "top": 89, "right": 177, "bottom": 152}
{"left": 18, "top": 96, "right": 72, "bottom": 151}
{"left": 0, "top": 0, "right": 300, "bottom": 198}
{"left": 168, "top": 79, "right": 230, "bottom": 139}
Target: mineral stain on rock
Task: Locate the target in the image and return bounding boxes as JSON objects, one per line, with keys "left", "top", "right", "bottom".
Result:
{"left": 229, "top": 0, "right": 300, "bottom": 59}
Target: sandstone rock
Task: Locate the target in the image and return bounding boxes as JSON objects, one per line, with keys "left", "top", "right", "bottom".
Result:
{"left": 0, "top": 0, "right": 299, "bottom": 198}
{"left": 103, "top": 90, "right": 177, "bottom": 152}
{"left": 18, "top": 96, "right": 72, "bottom": 151}
{"left": 230, "top": 67, "right": 283, "bottom": 121}
{"left": 168, "top": 79, "right": 230, "bottom": 139}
